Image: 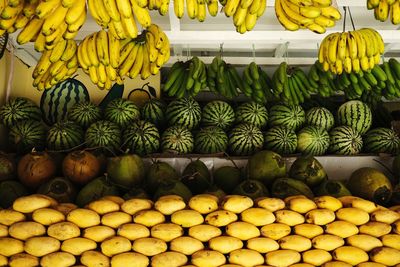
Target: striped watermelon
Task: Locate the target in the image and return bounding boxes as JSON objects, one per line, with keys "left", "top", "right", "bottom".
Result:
{"left": 269, "top": 103, "right": 305, "bottom": 131}
{"left": 297, "top": 126, "right": 330, "bottom": 156}
{"left": 8, "top": 120, "right": 46, "bottom": 153}
{"left": 161, "top": 126, "right": 194, "bottom": 154}
{"left": 46, "top": 121, "right": 84, "bottom": 151}
{"left": 235, "top": 102, "right": 268, "bottom": 129}
{"left": 104, "top": 98, "right": 140, "bottom": 128}
{"left": 0, "top": 97, "right": 41, "bottom": 127}
{"left": 337, "top": 100, "right": 372, "bottom": 135}
{"left": 40, "top": 78, "right": 89, "bottom": 125}
{"left": 67, "top": 101, "right": 102, "bottom": 129}
{"left": 306, "top": 107, "right": 335, "bottom": 131}
{"left": 201, "top": 101, "right": 235, "bottom": 131}
{"left": 329, "top": 126, "right": 363, "bottom": 155}
{"left": 141, "top": 99, "right": 166, "bottom": 129}
{"left": 122, "top": 120, "right": 160, "bottom": 156}
{"left": 229, "top": 123, "right": 264, "bottom": 156}
{"left": 85, "top": 120, "right": 122, "bottom": 151}
{"left": 166, "top": 97, "right": 201, "bottom": 130}
{"left": 194, "top": 126, "right": 228, "bottom": 154}
{"left": 363, "top": 128, "right": 400, "bottom": 154}
{"left": 264, "top": 126, "right": 297, "bottom": 155}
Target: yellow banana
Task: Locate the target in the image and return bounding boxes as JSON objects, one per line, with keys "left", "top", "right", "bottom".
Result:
{"left": 130, "top": 0, "right": 151, "bottom": 27}
{"left": 327, "top": 33, "right": 339, "bottom": 64}
{"left": 92, "top": 0, "right": 111, "bottom": 26}
{"left": 96, "top": 30, "right": 109, "bottom": 65}
{"left": 77, "top": 43, "right": 89, "bottom": 70}
{"left": 249, "top": 0, "right": 260, "bottom": 15}
{"left": 391, "top": 1, "right": 400, "bottom": 24}
{"left": 224, "top": 0, "right": 240, "bottom": 16}
{"left": 240, "top": 0, "right": 253, "bottom": 9}
{"left": 14, "top": 13, "right": 29, "bottom": 29}
{"left": 360, "top": 30, "right": 376, "bottom": 57}
{"left": 106, "top": 65, "right": 117, "bottom": 81}
{"left": 320, "top": 5, "right": 341, "bottom": 20}
{"left": 275, "top": 0, "right": 300, "bottom": 31}
{"left": 66, "top": 54, "right": 78, "bottom": 68}
{"left": 37, "top": 70, "right": 51, "bottom": 91}
{"left": 159, "top": 31, "right": 170, "bottom": 55}
{"left": 67, "top": 8, "right": 86, "bottom": 33}
{"left": 245, "top": 12, "right": 257, "bottom": 31}
{"left": 17, "top": 17, "right": 43, "bottom": 44}
{"left": 45, "top": 22, "right": 67, "bottom": 46}
{"left": 103, "top": 0, "right": 121, "bottom": 21}
{"left": 65, "top": 0, "right": 86, "bottom": 25}
{"left": 352, "top": 58, "right": 360, "bottom": 73}
{"left": 1, "top": 3, "right": 23, "bottom": 20}
{"left": 257, "top": 0, "right": 266, "bottom": 17}
{"left": 360, "top": 56, "right": 370, "bottom": 71}
{"left": 0, "top": 0, "right": 6, "bottom": 13}
{"left": 60, "top": 40, "right": 76, "bottom": 61}
{"left": 207, "top": 0, "right": 218, "bottom": 16}
{"left": 368, "top": 0, "right": 380, "bottom": 8}
{"left": 365, "top": 28, "right": 384, "bottom": 54}
{"left": 119, "top": 43, "right": 139, "bottom": 77}
{"left": 42, "top": 5, "right": 68, "bottom": 36}
{"left": 377, "top": 0, "right": 389, "bottom": 21}
{"left": 33, "top": 50, "right": 52, "bottom": 78}
{"left": 35, "top": 0, "right": 61, "bottom": 19}
{"left": 50, "top": 38, "right": 67, "bottom": 62}
{"left": 121, "top": 15, "right": 138, "bottom": 39}
{"left": 147, "top": 24, "right": 162, "bottom": 49}
{"left": 334, "top": 58, "right": 342, "bottom": 74}
{"left": 312, "top": 0, "right": 331, "bottom": 7}
{"left": 109, "top": 20, "right": 127, "bottom": 39}
{"left": 78, "top": 37, "right": 92, "bottom": 69}
{"left": 140, "top": 45, "right": 151, "bottom": 79}
{"left": 49, "top": 60, "right": 66, "bottom": 76}
{"left": 119, "top": 41, "right": 135, "bottom": 65}
{"left": 282, "top": 0, "right": 313, "bottom": 26}
{"left": 314, "top": 15, "right": 334, "bottom": 27}
{"left": 116, "top": 0, "right": 133, "bottom": 18}
{"left": 318, "top": 42, "right": 326, "bottom": 63}
{"left": 129, "top": 44, "right": 143, "bottom": 78}
{"left": 173, "top": 0, "right": 184, "bottom": 18}
{"left": 187, "top": 0, "right": 198, "bottom": 19}
{"left": 54, "top": 64, "right": 69, "bottom": 82}
{"left": 337, "top": 32, "right": 347, "bottom": 60}
{"left": 197, "top": 2, "right": 206, "bottom": 21}
{"left": 108, "top": 31, "right": 120, "bottom": 68}
{"left": 62, "top": 0, "right": 77, "bottom": 8}
{"left": 34, "top": 32, "right": 46, "bottom": 51}
{"left": 287, "top": 0, "right": 312, "bottom": 6}
{"left": 233, "top": 6, "right": 247, "bottom": 26}
{"left": 159, "top": 0, "right": 169, "bottom": 15}
{"left": 300, "top": 5, "right": 321, "bottom": 18}
{"left": 87, "top": 33, "right": 100, "bottom": 67}
{"left": 63, "top": 29, "right": 77, "bottom": 39}
{"left": 88, "top": 66, "right": 99, "bottom": 84}
{"left": 145, "top": 32, "right": 158, "bottom": 62}
{"left": 307, "top": 22, "right": 325, "bottom": 33}
{"left": 346, "top": 32, "right": 358, "bottom": 59}
{"left": 22, "top": 0, "right": 38, "bottom": 18}
{"left": 97, "top": 63, "right": 107, "bottom": 84}
{"left": 136, "top": 0, "right": 147, "bottom": 7}
{"left": 352, "top": 30, "right": 366, "bottom": 59}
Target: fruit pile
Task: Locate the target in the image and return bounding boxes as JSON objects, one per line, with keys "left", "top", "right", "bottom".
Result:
{"left": 318, "top": 28, "right": 384, "bottom": 74}
{"left": 0, "top": 193, "right": 399, "bottom": 267}
{"left": 368, "top": 0, "right": 400, "bottom": 24}
{"left": 275, "top": 0, "right": 341, "bottom": 33}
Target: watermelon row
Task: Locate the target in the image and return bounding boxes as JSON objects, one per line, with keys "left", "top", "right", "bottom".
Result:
{"left": 0, "top": 95, "right": 399, "bottom": 157}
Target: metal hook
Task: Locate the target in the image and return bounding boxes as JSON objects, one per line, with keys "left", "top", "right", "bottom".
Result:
{"left": 219, "top": 43, "right": 224, "bottom": 59}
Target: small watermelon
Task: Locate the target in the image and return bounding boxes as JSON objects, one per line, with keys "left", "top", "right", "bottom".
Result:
{"left": 161, "top": 126, "right": 194, "bottom": 154}
{"left": 297, "top": 126, "right": 330, "bottom": 156}
{"left": 67, "top": 101, "right": 102, "bottom": 129}
{"left": 122, "top": 120, "right": 160, "bottom": 156}
{"left": 363, "top": 127, "right": 400, "bottom": 154}
{"left": 166, "top": 97, "right": 201, "bottom": 130}
{"left": 141, "top": 98, "right": 166, "bottom": 129}
{"left": 269, "top": 103, "right": 305, "bottom": 131}
{"left": 0, "top": 97, "right": 41, "bottom": 127}
{"left": 305, "top": 107, "right": 335, "bottom": 131}
{"left": 229, "top": 123, "right": 264, "bottom": 156}
{"left": 85, "top": 120, "right": 122, "bottom": 152}
{"left": 235, "top": 102, "right": 268, "bottom": 129}
{"left": 202, "top": 101, "right": 235, "bottom": 130}
{"left": 8, "top": 120, "right": 46, "bottom": 153}
{"left": 104, "top": 98, "right": 140, "bottom": 128}
{"left": 40, "top": 78, "right": 89, "bottom": 125}
{"left": 336, "top": 100, "right": 372, "bottom": 135}
{"left": 46, "top": 121, "right": 84, "bottom": 151}
{"left": 264, "top": 126, "right": 297, "bottom": 155}
{"left": 329, "top": 126, "right": 363, "bottom": 155}
{"left": 194, "top": 126, "right": 228, "bottom": 154}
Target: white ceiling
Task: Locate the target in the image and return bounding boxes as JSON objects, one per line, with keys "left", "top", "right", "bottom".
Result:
{"left": 9, "top": 0, "right": 400, "bottom": 66}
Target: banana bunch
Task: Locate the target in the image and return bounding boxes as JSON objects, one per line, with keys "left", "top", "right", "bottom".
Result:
{"left": 118, "top": 24, "right": 170, "bottom": 80}
{"left": 88, "top": 0, "right": 151, "bottom": 39}
{"left": 163, "top": 57, "right": 207, "bottom": 98}
{"left": 77, "top": 30, "right": 122, "bottom": 90}
{"left": 9, "top": 0, "right": 87, "bottom": 49}
{"left": 272, "top": 62, "right": 316, "bottom": 105}
{"left": 145, "top": 0, "right": 170, "bottom": 16}
{"left": 275, "top": 0, "right": 340, "bottom": 33}
{"left": 309, "top": 61, "right": 338, "bottom": 97}
{"left": 173, "top": 0, "right": 219, "bottom": 21}
{"left": 368, "top": 0, "right": 400, "bottom": 24}
{"left": 32, "top": 38, "right": 78, "bottom": 91}
{"left": 319, "top": 28, "right": 385, "bottom": 74}
{"left": 222, "top": 0, "right": 266, "bottom": 33}
{"left": 241, "top": 62, "right": 276, "bottom": 103}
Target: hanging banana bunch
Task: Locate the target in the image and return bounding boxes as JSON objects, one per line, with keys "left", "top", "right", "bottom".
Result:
{"left": 241, "top": 62, "right": 276, "bottom": 103}
{"left": 146, "top": 0, "right": 170, "bottom": 15}
{"left": 318, "top": 28, "right": 384, "bottom": 74}
{"left": 88, "top": 0, "right": 151, "bottom": 39}
{"left": 367, "top": 0, "right": 400, "bottom": 24}
{"left": 173, "top": 0, "right": 220, "bottom": 21}
{"left": 0, "top": 0, "right": 86, "bottom": 50}
{"left": 222, "top": 0, "right": 267, "bottom": 33}
{"left": 275, "top": 0, "right": 341, "bottom": 33}
{"left": 32, "top": 38, "right": 79, "bottom": 90}
{"left": 308, "top": 61, "right": 338, "bottom": 97}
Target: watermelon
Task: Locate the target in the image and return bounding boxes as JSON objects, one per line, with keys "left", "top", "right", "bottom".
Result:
{"left": 194, "top": 126, "right": 228, "bottom": 154}
{"left": 166, "top": 97, "right": 201, "bottom": 130}
{"left": 336, "top": 100, "right": 372, "bottom": 135}
{"left": 161, "top": 126, "right": 194, "bottom": 154}
{"left": 8, "top": 120, "right": 46, "bottom": 153}
{"left": 40, "top": 78, "right": 89, "bottom": 125}
{"left": 306, "top": 107, "right": 335, "bottom": 131}
{"left": 85, "top": 120, "right": 122, "bottom": 151}
{"left": 122, "top": 120, "right": 160, "bottom": 156}
{"left": 46, "top": 121, "right": 84, "bottom": 151}
{"left": 297, "top": 126, "right": 330, "bottom": 156}
{"left": 269, "top": 103, "right": 305, "bottom": 131}
{"left": 202, "top": 101, "right": 235, "bottom": 130}
{"left": 329, "top": 126, "right": 363, "bottom": 155}
{"left": 104, "top": 98, "right": 140, "bottom": 128}
{"left": 363, "top": 127, "right": 400, "bottom": 154}
{"left": 228, "top": 123, "right": 264, "bottom": 156}
{"left": 67, "top": 101, "right": 102, "bottom": 129}
{"left": 0, "top": 97, "right": 41, "bottom": 127}
{"left": 235, "top": 102, "right": 268, "bottom": 129}
{"left": 141, "top": 99, "right": 166, "bottom": 129}
{"left": 264, "top": 126, "right": 297, "bottom": 155}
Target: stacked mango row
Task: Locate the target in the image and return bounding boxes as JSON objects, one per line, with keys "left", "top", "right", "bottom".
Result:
{"left": 0, "top": 194, "right": 399, "bottom": 267}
